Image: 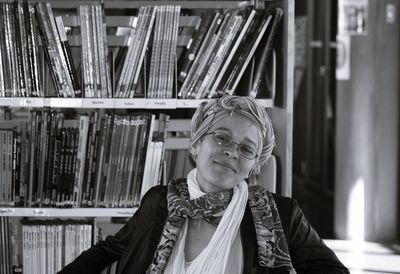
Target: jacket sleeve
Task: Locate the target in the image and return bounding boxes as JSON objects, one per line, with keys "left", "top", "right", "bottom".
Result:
{"left": 286, "top": 198, "right": 350, "bottom": 274}
{"left": 57, "top": 186, "right": 165, "bottom": 274}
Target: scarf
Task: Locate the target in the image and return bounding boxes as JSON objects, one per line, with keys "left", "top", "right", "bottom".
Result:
{"left": 150, "top": 172, "right": 293, "bottom": 273}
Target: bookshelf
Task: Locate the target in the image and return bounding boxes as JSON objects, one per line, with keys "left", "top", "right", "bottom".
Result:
{"left": 0, "top": 0, "right": 293, "bottom": 272}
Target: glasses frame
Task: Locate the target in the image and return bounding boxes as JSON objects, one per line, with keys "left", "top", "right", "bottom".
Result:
{"left": 205, "top": 132, "right": 259, "bottom": 160}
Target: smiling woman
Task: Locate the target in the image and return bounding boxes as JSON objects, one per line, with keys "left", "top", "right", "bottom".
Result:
{"left": 58, "top": 95, "right": 349, "bottom": 274}
{"left": 193, "top": 113, "right": 261, "bottom": 192}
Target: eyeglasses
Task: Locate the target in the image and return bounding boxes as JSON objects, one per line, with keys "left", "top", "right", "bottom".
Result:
{"left": 206, "top": 132, "right": 259, "bottom": 159}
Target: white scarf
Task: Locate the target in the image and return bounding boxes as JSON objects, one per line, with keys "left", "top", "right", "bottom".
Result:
{"left": 163, "top": 169, "right": 248, "bottom": 274}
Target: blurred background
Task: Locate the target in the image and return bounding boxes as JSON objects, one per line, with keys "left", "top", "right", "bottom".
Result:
{"left": 292, "top": 0, "right": 399, "bottom": 272}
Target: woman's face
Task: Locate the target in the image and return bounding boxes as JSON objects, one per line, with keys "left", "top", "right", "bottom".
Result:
{"left": 193, "top": 113, "right": 261, "bottom": 193}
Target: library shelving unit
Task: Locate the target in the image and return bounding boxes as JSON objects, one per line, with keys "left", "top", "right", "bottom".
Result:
{"left": 0, "top": 0, "right": 293, "bottom": 236}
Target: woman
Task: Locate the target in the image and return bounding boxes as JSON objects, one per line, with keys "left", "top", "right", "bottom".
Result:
{"left": 59, "top": 95, "right": 349, "bottom": 274}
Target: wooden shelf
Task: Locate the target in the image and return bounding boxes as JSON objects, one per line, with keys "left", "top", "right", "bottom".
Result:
{"left": 0, "top": 207, "right": 137, "bottom": 217}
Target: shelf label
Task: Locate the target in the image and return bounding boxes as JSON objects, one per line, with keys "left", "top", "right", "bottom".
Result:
{"left": 116, "top": 210, "right": 135, "bottom": 215}
{"left": 50, "top": 98, "right": 83, "bottom": 108}
{"left": 176, "top": 99, "right": 211, "bottom": 108}
{"left": 145, "top": 99, "right": 177, "bottom": 109}
{"left": 114, "top": 98, "right": 146, "bottom": 108}
{"left": 82, "top": 98, "right": 114, "bottom": 108}
{"left": 0, "top": 98, "right": 11, "bottom": 106}
{"left": 32, "top": 209, "right": 45, "bottom": 215}
{"left": 11, "top": 98, "right": 44, "bottom": 107}
{"left": 0, "top": 208, "right": 15, "bottom": 214}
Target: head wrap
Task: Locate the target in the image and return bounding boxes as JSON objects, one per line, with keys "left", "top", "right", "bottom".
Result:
{"left": 189, "top": 95, "right": 275, "bottom": 176}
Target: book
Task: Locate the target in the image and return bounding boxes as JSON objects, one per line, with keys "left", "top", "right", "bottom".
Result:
{"left": 25, "top": 2, "right": 42, "bottom": 96}
{"left": 54, "top": 16, "right": 81, "bottom": 97}
{"left": 35, "top": 3, "right": 70, "bottom": 97}
{"left": 114, "top": 9, "right": 141, "bottom": 98}
{"left": 2, "top": 3, "right": 19, "bottom": 97}
{"left": 147, "top": 6, "right": 164, "bottom": 98}
{"left": 207, "top": 8, "right": 257, "bottom": 97}
{"left": 14, "top": 1, "right": 29, "bottom": 97}
{"left": 250, "top": 8, "right": 283, "bottom": 98}
{"left": 177, "top": 10, "right": 215, "bottom": 84}
{"left": 178, "top": 12, "right": 224, "bottom": 98}
{"left": 121, "top": 115, "right": 140, "bottom": 207}
{"left": 72, "top": 115, "right": 89, "bottom": 207}
{"left": 185, "top": 10, "right": 233, "bottom": 99}
{"left": 195, "top": 11, "right": 244, "bottom": 99}
{"left": 220, "top": 11, "right": 273, "bottom": 95}
{"left": 129, "top": 6, "right": 157, "bottom": 98}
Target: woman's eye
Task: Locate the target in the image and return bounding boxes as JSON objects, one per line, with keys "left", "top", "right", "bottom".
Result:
{"left": 240, "top": 145, "right": 254, "bottom": 154}
{"left": 215, "top": 134, "right": 231, "bottom": 144}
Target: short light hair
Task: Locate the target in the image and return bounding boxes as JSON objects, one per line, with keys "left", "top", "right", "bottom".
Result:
{"left": 189, "top": 95, "right": 275, "bottom": 176}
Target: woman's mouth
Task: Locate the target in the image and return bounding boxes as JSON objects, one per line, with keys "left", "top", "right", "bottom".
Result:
{"left": 213, "top": 160, "right": 237, "bottom": 173}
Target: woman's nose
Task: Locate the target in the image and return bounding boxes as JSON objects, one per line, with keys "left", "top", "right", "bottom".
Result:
{"left": 223, "top": 144, "right": 240, "bottom": 159}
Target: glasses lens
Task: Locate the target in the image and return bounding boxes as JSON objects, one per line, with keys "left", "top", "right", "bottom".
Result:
{"left": 213, "top": 133, "right": 231, "bottom": 146}
{"left": 239, "top": 145, "right": 257, "bottom": 159}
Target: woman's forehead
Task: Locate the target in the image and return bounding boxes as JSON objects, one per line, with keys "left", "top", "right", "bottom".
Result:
{"left": 209, "top": 114, "right": 262, "bottom": 142}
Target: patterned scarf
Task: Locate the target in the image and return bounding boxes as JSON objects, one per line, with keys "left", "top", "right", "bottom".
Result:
{"left": 150, "top": 178, "right": 293, "bottom": 273}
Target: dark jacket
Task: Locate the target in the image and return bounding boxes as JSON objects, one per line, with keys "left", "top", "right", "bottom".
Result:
{"left": 59, "top": 185, "right": 349, "bottom": 274}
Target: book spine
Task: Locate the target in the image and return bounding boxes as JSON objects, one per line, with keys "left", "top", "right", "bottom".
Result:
{"left": 159, "top": 5, "right": 170, "bottom": 98}
{"left": 4, "top": 3, "right": 19, "bottom": 97}
{"left": 35, "top": 3, "right": 64, "bottom": 96}
{"left": 95, "top": 5, "right": 107, "bottom": 98}
{"left": 0, "top": 4, "right": 5, "bottom": 96}
{"left": 178, "top": 12, "right": 223, "bottom": 98}
{"left": 91, "top": 5, "right": 100, "bottom": 98}
{"left": 13, "top": 129, "right": 20, "bottom": 206}
{"left": 0, "top": 131, "right": 5, "bottom": 205}
{"left": 209, "top": 9, "right": 257, "bottom": 97}
{"left": 14, "top": 1, "right": 28, "bottom": 97}
{"left": 130, "top": 6, "right": 157, "bottom": 97}
{"left": 250, "top": 8, "right": 283, "bottom": 97}
{"left": 187, "top": 11, "right": 232, "bottom": 99}
{"left": 196, "top": 12, "right": 243, "bottom": 99}
{"left": 93, "top": 115, "right": 108, "bottom": 206}
{"left": 166, "top": 6, "right": 180, "bottom": 98}
{"left": 72, "top": 115, "right": 89, "bottom": 207}
{"left": 177, "top": 11, "right": 213, "bottom": 84}
{"left": 122, "top": 116, "right": 139, "bottom": 206}
{"left": 55, "top": 16, "right": 81, "bottom": 97}
{"left": 27, "top": 3, "right": 42, "bottom": 96}
{"left": 223, "top": 13, "right": 272, "bottom": 94}
{"left": 115, "top": 9, "right": 141, "bottom": 97}
{"left": 125, "top": 6, "right": 149, "bottom": 98}
{"left": 147, "top": 6, "right": 163, "bottom": 98}
{"left": 57, "top": 128, "right": 67, "bottom": 206}
{"left": 112, "top": 116, "right": 129, "bottom": 207}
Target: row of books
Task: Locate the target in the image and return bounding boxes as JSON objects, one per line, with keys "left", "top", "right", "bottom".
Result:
{"left": 79, "top": 4, "right": 111, "bottom": 98}
{"left": 0, "top": 217, "right": 14, "bottom": 274}
{"left": 0, "top": 2, "right": 281, "bottom": 99}
{"left": 0, "top": 110, "right": 168, "bottom": 208}
{"left": 0, "top": 217, "right": 93, "bottom": 274}
{"left": 0, "top": 1, "right": 42, "bottom": 98}
{"left": 178, "top": 8, "right": 282, "bottom": 99}
{"left": 115, "top": 5, "right": 180, "bottom": 99}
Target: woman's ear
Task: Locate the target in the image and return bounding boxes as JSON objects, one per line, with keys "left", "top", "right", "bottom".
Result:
{"left": 189, "top": 142, "right": 198, "bottom": 160}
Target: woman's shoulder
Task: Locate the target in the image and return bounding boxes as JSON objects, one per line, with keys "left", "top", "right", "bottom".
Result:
{"left": 248, "top": 185, "right": 296, "bottom": 221}
{"left": 141, "top": 178, "right": 187, "bottom": 207}
{"left": 140, "top": 185, "right": 168, "bottom": 209}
